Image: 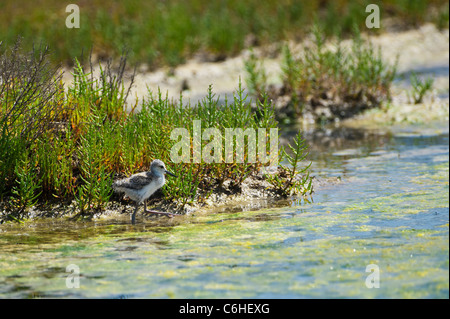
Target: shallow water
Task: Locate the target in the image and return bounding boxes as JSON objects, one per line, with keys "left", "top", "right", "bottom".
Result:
{"left": 0, "top": 123, "right": 448, "bottom": 298}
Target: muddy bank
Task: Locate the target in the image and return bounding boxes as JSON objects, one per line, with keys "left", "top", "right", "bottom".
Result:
{"left": 0, "top": 168, "right": 316, "bottom": 223}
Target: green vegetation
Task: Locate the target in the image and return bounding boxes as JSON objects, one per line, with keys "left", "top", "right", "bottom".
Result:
{"left": 265, "top": 131, "right": 313, "bottom": 196}
{"left": 244, "top": 50, "right": 267, "bottom": 98}
{"left": 408, "top": 71, "right": 435, "bottom": 104}
{"left": 11, "top": 152, "right": 43, "bottom": 218}
{"left": 0, "top": 0, "right": 447, "bottom": 68}
{"left": 0, "top": 42, "right": 312, "bottom": 221}
{"left": 0, "top": 40, "right": 65, "bottom": 197}
{"left": 246, "top": 25, "right": 398, "bottom": 122}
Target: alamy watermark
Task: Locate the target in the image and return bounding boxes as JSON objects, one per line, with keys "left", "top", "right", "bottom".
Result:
{"left": 66, "top": 264, "right": 80, "bottom": 288}
{"left": 365, "top": 264, "right": 380, "bottom": 288}
{"left": 170, "top": 120, "right": 278, "bottom": 173}
{"left": 65, "top": 4, "right": 80, "bottom": 29}
{"left": 366, "top": 4, "right": 380, "bottom": 29}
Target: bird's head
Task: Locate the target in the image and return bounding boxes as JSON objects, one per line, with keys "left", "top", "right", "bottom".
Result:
{"left": 151, "top": 159, "right": 177, "bottom": 178}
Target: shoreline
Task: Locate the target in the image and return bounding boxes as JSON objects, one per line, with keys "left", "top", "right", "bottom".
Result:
{"left": 2, "top": 118, "right": 447, "bottom": 224}
{"left": 2, "top": 24, "right": 449, "bottom": 223}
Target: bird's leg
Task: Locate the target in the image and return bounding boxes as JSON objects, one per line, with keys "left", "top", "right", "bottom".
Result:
{"left": 131, "top": 202, "right": 139, "bottom": 224}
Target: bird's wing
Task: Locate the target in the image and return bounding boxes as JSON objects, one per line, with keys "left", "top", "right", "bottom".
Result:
{"left": 117, "top": 174, "right": 153, "bottom": 190}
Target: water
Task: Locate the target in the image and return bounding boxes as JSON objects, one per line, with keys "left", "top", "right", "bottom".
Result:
{"left": 0, "top": 124, "right": 448, "bottom": 298}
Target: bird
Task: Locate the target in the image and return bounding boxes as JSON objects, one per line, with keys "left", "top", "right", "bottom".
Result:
{"left": 112, "top": 159, "right": 177, "bottom": 224}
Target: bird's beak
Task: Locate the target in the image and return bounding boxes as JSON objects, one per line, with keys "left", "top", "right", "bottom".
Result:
{"left": 165, "top": 170, "right": 177, "bottom": 177}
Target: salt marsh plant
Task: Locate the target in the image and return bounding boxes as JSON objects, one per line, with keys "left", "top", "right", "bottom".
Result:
{"left": 74, "top": 117, "right": 114, "bottom": 215}
{"left": 11, "top": 152, "right": 42, "bottom": 218}
{"left": 35, "top": 130, "right": 76, "bottom": 198}
{"left": 0, "top": 38, "right": 64, "bottom": 197}
{"left": 265, "top": 131, "right": 313, "bottom": 197}
{"left": 408, "top": 72, "right": 434, "bottom": 104}
{"left": 247, "top": 25, "right": 398, "bottom": 122}
{"left": 286, "top": 24, "right": 396, "bottom": 120}
{"left": 68, "top": 52, "right": 136, "bottom": 132}
{"left": 244, "top": 50, "right": 267, "bottom": 98}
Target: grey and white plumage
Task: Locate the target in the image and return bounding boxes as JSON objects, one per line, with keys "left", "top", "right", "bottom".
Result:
{"left": 113, "top": 159, "right": 176, "bottom": 223}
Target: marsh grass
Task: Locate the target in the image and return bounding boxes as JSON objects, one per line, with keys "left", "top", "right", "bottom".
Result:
{"left": 244, "top": 50, "right": 267, "bottom": 98}
{"left": 0, "top": 42, "right": 312, "bottom": 221}
{"left": 408, "top": 72, "right": 434, "bottom": 104}
{"left": 265, "top": 131, "right": 313, "bottom": 197}
{"left": 0, "top": 39, "right": 65, "bottom": 197}
{"left": 247, "top": 25, "right": 398, "bottom": 122}
{"left": 11, "top": 151, "right": 42, "bottom": 217}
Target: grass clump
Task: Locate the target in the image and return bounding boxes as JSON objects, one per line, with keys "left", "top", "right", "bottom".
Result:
{"left": 11, "top": 152, "right": 43, "bottom": 218}
{"left": 244, "top": 50, "right": 267, "bottom": 98}
{"left": 0, "top": 38, "right": 64, "bottom": 198}
{"left": 247, "top": 25, "right": 398, "bottom": 123}
{"left": 74, "top": 114, "right": 115, "bottom": 215}
{"left": 265, "top": 131, "right": 313, "bottom": 197}
{"left": 408, "top": 71, "right": 434, "bottom": 104}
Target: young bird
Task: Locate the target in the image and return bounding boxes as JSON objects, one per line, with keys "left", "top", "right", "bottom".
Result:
{"left": 112, "top": 159, "right": 177, "bottom": 224}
